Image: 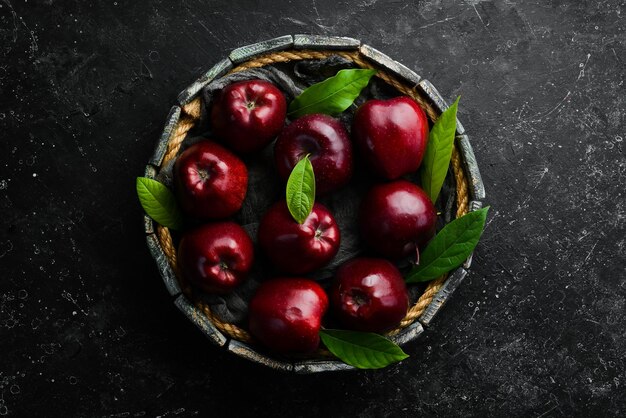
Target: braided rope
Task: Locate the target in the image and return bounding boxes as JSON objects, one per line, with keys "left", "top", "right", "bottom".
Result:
{"left": 162, "top": 98, "right": 203, "bottom": 166}
{"left": 229, "top": 50, "right": 331, "bottom": 71}
{"left": 155, "top": 48, "right": 471, "bottom": 344}
{"left": 157, "top": 224, "right": 178, "bottom": 267}
{"left": 198, "top": 301, "right": 253, "bottom": 342}
{"left": 451, "top": 147, "right": 469, "bottom": 218}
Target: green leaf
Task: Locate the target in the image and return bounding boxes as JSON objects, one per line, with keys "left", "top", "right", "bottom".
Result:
{"left": 136, "top": 177, "right": 183, "bottom": 230}
{"left": 288, "top": 69, "right": 377, "bottom": 118}
{"left": 406, "top": 207, "right": 489, "bottom": 283}
{"left": 420, "top": 96, "right": 460, "bottom": 203}
{"left": 319, "top": 329, "right": 409, "bottom": 370}
{"left": 286, "top": 155, "right": 316, "bottom": 224}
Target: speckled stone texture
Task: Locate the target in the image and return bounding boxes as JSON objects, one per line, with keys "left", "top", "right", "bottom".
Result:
{"left": 1, "top": 1, "right": 624, "bottom": 417}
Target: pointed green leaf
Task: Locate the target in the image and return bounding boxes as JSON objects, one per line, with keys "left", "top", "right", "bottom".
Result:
{"left": 136, "top": 177, "right": 183, "bottom": 230}
{"left": 319, "top": 329, "right": 409, "bottom": 370}
{"left": 286, "top": 155, "right": 315, "bottom": 224}
{"left": 420, "top": 96, "right": 460, "bottom": 203}
{"left": 288, "top": 69, "right": 377, "bottom": 118}
{"left": 406, "top": 207, "right": 489, "bottom": 283}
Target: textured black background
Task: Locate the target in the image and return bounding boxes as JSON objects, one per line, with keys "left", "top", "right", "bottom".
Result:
{"left": 1, "top": 0, "right": 625, "bottom": 417}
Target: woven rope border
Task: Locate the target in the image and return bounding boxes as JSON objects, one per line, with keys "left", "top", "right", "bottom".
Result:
{"left": 155, "top": 49, "right": 470, "bottom": 345}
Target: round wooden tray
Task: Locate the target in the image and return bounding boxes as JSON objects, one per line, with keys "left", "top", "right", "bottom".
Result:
{"left": 143, "top": 35, "right": 486, "bottom": 373}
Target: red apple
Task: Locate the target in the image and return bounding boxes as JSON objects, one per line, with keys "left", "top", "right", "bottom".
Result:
{"left": 258, "top": 201, "right": 340, "bottom": 274}
{"left": 352, "top": 97, "right": 429, "bottom": 179}
{"left": 178, "top": 222, "right": 254, "bottom": 294}
{"left": 330, "top": 258, "right": 409, "bottom": 333}
{"left": 274, "top": 114, "right": 352, "bottom": 195}
{"left": 211, "top": 79, "right": 287, "bottom": 153}
{"left": 360, "top": 180, "right": 437, "bottom": 259}
{"left": 248, "top": 278, "right": 328, "bottom": 354}
{"left": 173, "top": 140, "right": 248, "bottom": 220}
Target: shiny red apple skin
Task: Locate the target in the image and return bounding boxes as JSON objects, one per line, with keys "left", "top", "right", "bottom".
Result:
{"left": 248, "top": 278, "right": 329, "bottom": 354}
{"left": 178, "top": 222, "right": 254, "bottom": 294}
{"left": 331, "top": 258, "right": 409, "bottom": 333}
{"left": 352, "top": 97, "right": 429, "bottom": 179}
{"left": 211, "top": 80, "right": 287, "bottom": 153}
{"left": 360, "top": 180, "right": 437, "bottom": 259}
{"left": 274, "top": 114, "right": 353, "bottom": 195}
{"left": 258, "top": 201, "right": 340, "bottom": 274}
{"left": 173, "top": 140, "right": 248, "bottom": 220}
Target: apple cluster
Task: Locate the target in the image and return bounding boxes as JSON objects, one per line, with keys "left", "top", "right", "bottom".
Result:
{"left": 174, "top": 79, "right": 437, "bottom": 356}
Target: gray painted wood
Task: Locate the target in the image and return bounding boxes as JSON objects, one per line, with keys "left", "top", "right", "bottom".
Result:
{"left": 142, "top": 165, "right": 157, "bottom": 235}
{"left": 177, "top": 58, "right": 233, "bottom": 105}
{"left": 389, "top": 320, "right": 425, "bottom": 346}
{"left": 174, "top": 295, "right": 228, "bottom": 347}
{"left": 469, "top": 200, "right": 483, "bottom": 211}
{"left": 143, "top": 214, "right": 154, "bottom": 235}
{"left": 229, "top": 35, "right": 294, "bottom": 64}
{"left": 146, "top": 233, "right": 181, "bottom": 297}
{"left": 293, "top": 34, "right": 360, "bottom": 50}
{"left": 149, "top": 106, "right": 181, "bottom": 167}
{"left": 463, "top": 200, "right": 484, "bottom": 269}
{"left": 226, "top": 340, "right": 294, "bottom": 372}
{"left": 455, "top": 117, "right": 466, "bottom": 135}
{"left": 359, "top": 44, "right": 421, "bottom": 86}
{"left": 293, "top": 359, "right": 355, "bottom": 374}
{"left": 417, "top": 79, "right": 465, "bottom": 135}
{"left": 420, "top": 268, "right": 468, "bottom": 327}
{"left": 418, "top": 79, "right": 447, "bottom": 114}
{"left": 463, "top": 253, "right": 474, "bottom": 270}
{"left": 144, "top": 163, "right": 157, "bottom": 179}
{"left": 457, "top": 134, "right": 486, "bottom": 200}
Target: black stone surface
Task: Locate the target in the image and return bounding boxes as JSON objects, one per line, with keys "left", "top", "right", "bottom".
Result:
{"left": 1, "top": 0, "right": 624, "bottom": 416}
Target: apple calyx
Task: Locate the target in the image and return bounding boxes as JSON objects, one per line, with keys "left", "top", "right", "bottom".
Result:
{"left": 345, "top": 288, "right": 371, "bottom": 310}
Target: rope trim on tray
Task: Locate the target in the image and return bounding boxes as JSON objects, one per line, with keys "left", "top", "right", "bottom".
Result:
{"left": 157, "top": 49, "right": 470, "bottom": 346}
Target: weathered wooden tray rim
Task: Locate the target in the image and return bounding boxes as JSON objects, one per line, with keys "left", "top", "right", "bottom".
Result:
{"left": 143, "top": 34, "right": 486, "bottom": 373}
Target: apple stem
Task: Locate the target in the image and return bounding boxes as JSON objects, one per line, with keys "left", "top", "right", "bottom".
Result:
{"left": 414, "top": 244, "right": 420, "bottom": 266}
